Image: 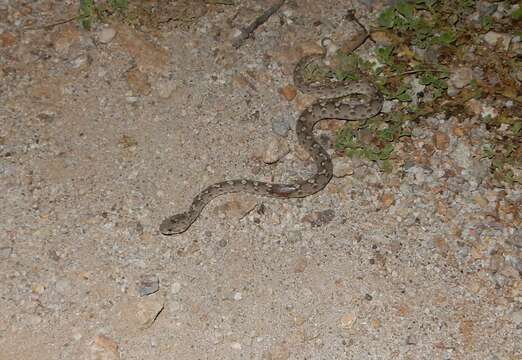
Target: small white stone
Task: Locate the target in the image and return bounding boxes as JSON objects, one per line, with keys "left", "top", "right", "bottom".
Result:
{"left": 230, "top": 342, "right": 242, "bottom": 350}
{"left": 483, "top": 31, "right": 512, "bottom": 51}
{"left": 97, "top": 27, "right": 116, "bottom": 44}
{"left": 55, "top": 279, "right": 71, "bottom": 294}
{"left": 450, "top": 67, "right": 473, "bottom": 89}
{"left": 510, "top": 309, "right": 522, "bottom": 325}
{"left": 156, "top": 80, "right": 176, "bottom": 99}
{"left": 332, "top": 157, "right": 355, "bottom": 178}
{"left": 171, "top": 282, "right": 181, "bottom": 294}
{"left": 233, "top": 292, "right": 242, "bottom": 301}
{"left": 69, "top": 54, "right": 90, "bottom": 68}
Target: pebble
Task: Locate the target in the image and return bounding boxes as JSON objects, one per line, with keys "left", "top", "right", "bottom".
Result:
{"left": 230, "top": 342, "right": 242, "bottom": 350}
{"left": 97, "top": 27, "right": 116, "bottom": 44}
{"left": 127, "top": 68, "right": 152, "bottom": 96}
{"left": 371, "top": 319, "right": 381, "bottom": 329}
{"left": 301, "top": 209, "right": 335, "bottom": 227}
{"left": 483, "top": 32, "right": 512, "bottom": 51}
{"left": 465, "top": 98, "right": 483, "bottom": 116}
{"left": 94, "top": 334, "right": 120, "bottom": 359}
{"left": 135, "top": 296, "right": 165, "bottom": 329}
{"left": 55, "top": 279, "right": 72, "bottom": 294}
{"left": 114, "top": 22, "right": 168, "bottom": 73}
{"left": 0, "top": 32, "right": 16, "bottom": 47}
{"left": 233, "top": 292, "right": 242, "bottom": 301}
{"left": 265, "top": 344, "right": 290, "bottom": 360}
{"left": 271, "top": 116, "right": 291, "bottom": 137}
{"left": 95, "top": 334, "right": 119, "bottom": 353}
{"left": 433, "top": 131, "right": 450, "bottom": 151}
{"left": 379, "top": 193, "right": 395, "bottom": 209}
{"left": 279, "top": 85, "right": 297, "bottom": 101}
{"left": 214, "top": 195, "right": 257, "bottom": 220}
{"left": 299, "top": 41, "right": 324, "bottom": 57}
{"left": 32, "top": 283, "right": 45, "bottom": 295}
{"left": 27, "top": 314, "right": 42, "bottom": 325}
{"left": 51, "top": 25, "right": 80, "bottom": 55}
{"left": 171, "top": 282, "right": 181, "bottom": 294}
{"left": 473, "top": 194, "right": 489, "bottom": 208}
{"left": 285, "top": 231, "right": 302, "bottom": 244}
{"left": 510, "top": 309, "right": 522, "bottom": 325}
{"left": 332, "top": 157, "right": 355, "bottom": 177}
{"left": 137, "top": 274, "right": 159, "bottom": 296}
{"left": 156, "top": 79, "right": 176, "bottom": 99}
{"left": 0, "top": 246, "right": 12, "bottom": 259}
{"left": 339, "top": 312, "right": 356, "bottom": 329}
{"left": 449, "top": 67, "right": 474, "bottom": 89}
{"left": 293, "top": 257, "right": 308, "bottom": 273}
{"left": 69, "top": 54, "right": 90, "bottom": 69}
{"left": 405, "top": 335, "right": 417, "bottom": 345}
{"left": 262, "top": 136, "right": 290, "bottom": 164}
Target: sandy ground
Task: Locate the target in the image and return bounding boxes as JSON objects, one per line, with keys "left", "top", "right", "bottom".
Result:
{"left": 0, "top": 1, "right": 520, "bottom": 359}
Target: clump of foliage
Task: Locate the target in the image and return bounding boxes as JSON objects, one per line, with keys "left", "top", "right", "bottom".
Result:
{"left": 332, "top": 0, "right": 521, "bottom": 182}
{"left": 79, "top": 0, "right": 129, "bottom": 30}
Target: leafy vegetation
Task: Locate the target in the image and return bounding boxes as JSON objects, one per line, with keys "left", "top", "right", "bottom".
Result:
{"left": 78, "top": 0, "right": 129, "bottom": 30}
{"left": 331, "top": 0, "right": 521, "bottom": 183}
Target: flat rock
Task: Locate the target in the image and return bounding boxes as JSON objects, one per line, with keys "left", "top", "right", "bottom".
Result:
{"left": 97, "top": 27, "right": 116, "bottom": 44}
{"left": 213, "top": 194, "right": 257, "bottom": 220}
{"left": 114, "top": 23, "right": 169, "bottom": 74}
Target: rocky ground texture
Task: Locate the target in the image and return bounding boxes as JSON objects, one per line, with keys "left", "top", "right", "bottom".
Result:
{"left": 0, "top": 0, "right": 520, "bottom": 359}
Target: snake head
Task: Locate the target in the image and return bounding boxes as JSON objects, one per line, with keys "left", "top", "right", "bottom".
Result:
{"left": 159, "top": 214, "right": 192, "bottom": 235}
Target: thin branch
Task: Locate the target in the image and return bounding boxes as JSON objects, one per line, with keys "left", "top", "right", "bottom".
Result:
{"left": 232, "top": 0, "right": 286, "bottom": 49}
{"left": 385, "top": 69, "right": 450, "bottom": 78}
{"left": 22, "top": 15, "right": 84, "bottom": 31}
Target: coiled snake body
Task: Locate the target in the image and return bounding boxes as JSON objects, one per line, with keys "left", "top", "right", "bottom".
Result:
{"left": 160, "top": 53, "right": 383, "bottom": 235}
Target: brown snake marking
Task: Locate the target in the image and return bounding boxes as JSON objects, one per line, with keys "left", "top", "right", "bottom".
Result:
{"left": 160, "top": 49, "right": 383, "bottom": 235}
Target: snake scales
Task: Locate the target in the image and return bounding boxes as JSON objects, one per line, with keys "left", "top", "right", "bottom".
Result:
{"left": 160, "top": 45, "right": 383, "bottom": 235}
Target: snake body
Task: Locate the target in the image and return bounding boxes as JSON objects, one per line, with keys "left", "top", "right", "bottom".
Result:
{"left": 160, "top": 54, "right": 383, "bottom": 235}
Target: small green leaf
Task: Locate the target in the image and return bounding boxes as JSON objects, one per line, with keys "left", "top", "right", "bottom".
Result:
{"left": 79, "top": 0, "right": 95, "bottom": 30}
{"left": 396, "top": 91, "right": 412, "bottom": 102}
{"left": 381, "top": 159, "right": 394, "bottom": 173}
{"left": 480, "top": 16, "right": 493, "bottom": 31}
{"left": 481, "top": 144, "right": 496, "bottom": 159}
{"left": 396, "top": 0, "right": 414, "bottom": 19}
{"left": 511, "top": 7, "right": 522, "bottom": 21}
{"left": 482, "top": 114, "right": 493, "bottom": 124}
{"left": 378, "top": 8, "right": 397, "bottom": 28}
{"left": 375, "top": 46, "right": 394, "bottom": 64}
{"left": 109, "top": 0, "right": 128, "bottom": 12}
{"left": 379, "top": 144, "right": 395, "bottom": 160}
{"left": 512, "top": 122, "right": 522, "bottom": 135}
{"left": 434, "top": 31, "right": 457, "bottom": 45}
{"left": 378, "top": 127, "right": 395, "bottom": 142}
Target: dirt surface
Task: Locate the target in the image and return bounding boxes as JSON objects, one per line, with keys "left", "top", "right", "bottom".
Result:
{"left": 0, "top": 0, "right": 520, "bottom": 359}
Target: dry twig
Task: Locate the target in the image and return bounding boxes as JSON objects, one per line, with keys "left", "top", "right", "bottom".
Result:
{"left": 232, "top": 0, "right": 286, "bottom": 49}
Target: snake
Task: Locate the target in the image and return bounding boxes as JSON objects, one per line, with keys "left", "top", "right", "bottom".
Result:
{"left": 160, "top": 40, "right": 383, "bottom": 235}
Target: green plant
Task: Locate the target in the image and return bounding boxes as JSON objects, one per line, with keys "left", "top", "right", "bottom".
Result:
{"left": 480, "top": 15, "right": 493, "bottom": 31}
{"left": 512, "top": 7, "right": 522, "bottom": 21}
{"left": 78, "top": 0, "right": 129, "bottom": 30}
{"left": 109, "top": 0, "right": 128, "bottom": 12}
{"left": 79, "top": 0, "right": 95, "bottom": 30}
{"left": 481, "top": 144, "right": 496, "bottom": 159}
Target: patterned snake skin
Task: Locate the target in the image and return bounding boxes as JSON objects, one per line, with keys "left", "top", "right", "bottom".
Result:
{"left": 160, "top": 52, "right": 383, "bottom": 235}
